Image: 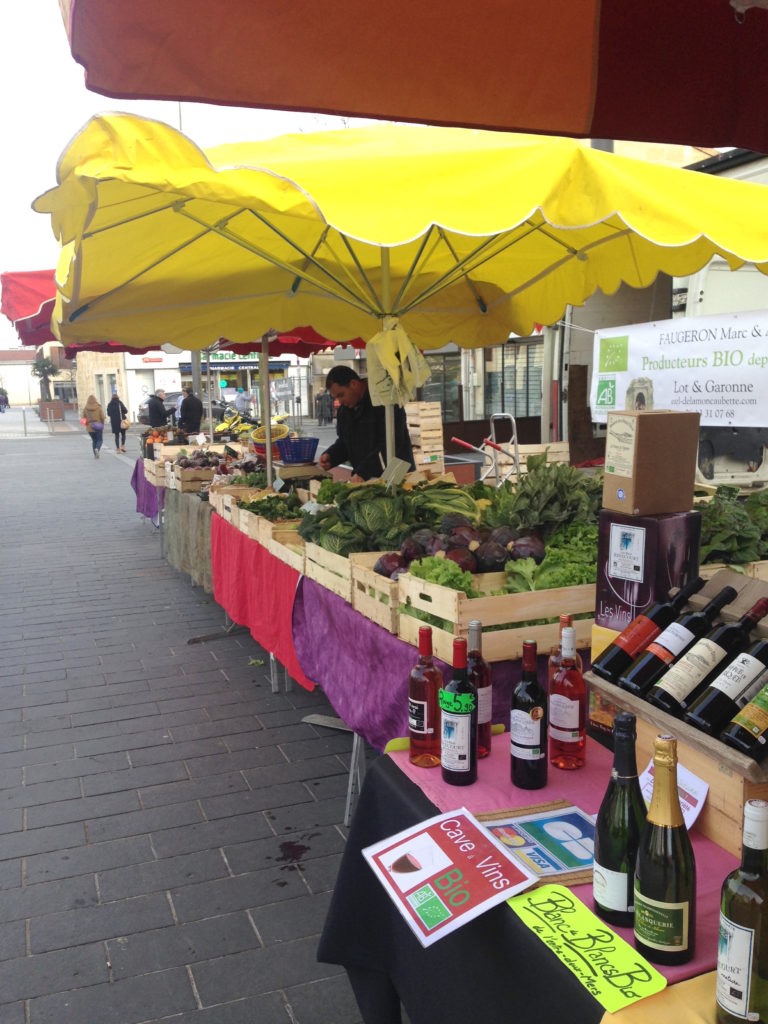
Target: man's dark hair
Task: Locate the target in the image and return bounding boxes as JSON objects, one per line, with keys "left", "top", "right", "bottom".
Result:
{"left": 325, "top": 365, "right": 361, "bottom": 389}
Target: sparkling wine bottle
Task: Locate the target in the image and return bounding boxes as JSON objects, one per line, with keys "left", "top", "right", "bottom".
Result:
{"left": 685, "top": 635, "right": 768, "bottom": 737}
{"left": 548, "top": 626, "right": 586, "bottom": 770}
{"left": 720, "top": 681, "right": 768, "bottom": 763}
{"left": 548, "top": 613, "right": 583, "bottom": 689}
{"left": 619, "top": 585, "right": 738, "bottom": 698}
{"left": 716, "top": 799, "right": 768, "bottom": 1024}
{"left": 647, "top": 598, "right": 768, "bottom": 719}
{"left": 408, "top": 626, "right": 442, "bottom": 768}
{"left": 593, "top": 713, "right": 648, "bottom": 927}
{"left": 510, "top": 640, "right": 548, "bottom": 790}
{"left": 634, "top": 734, "right": 696, "bottom": 966}
{"left": 468, "top": 620, "right": 492, "bottom": 759}
{"left": 439, "top": 637, "right": 477, "bottom": 786}
{"left": 591, "top": 576, "right": 705, "bottom": 683}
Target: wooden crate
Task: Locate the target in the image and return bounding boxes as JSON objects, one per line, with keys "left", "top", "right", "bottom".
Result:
{"left": 587, "top": 672, "right": 768, "bottom": 856}
{"left": 484, "top": 441, "right": 571, "bottom": 484}
{"left": 350, "top": 552, "right": 399, "bottom": 633}
{"left": 305, "top": 542, "right": 354, "bottom": 602}
{"left": 397, "top": 571, "right": 595, "bottom": 663}
{"left": 143, "top": 458, "right": 166, "bottom": 487}
{"left": 266, "top": 529, "right": 306, "bottom": 574}
{"left": 172, "top": 465, "right": 216, "bottom": 492}
{"left": 256, "top": 516, "right": 302, "bottom": 546}
{"left": 405, "top": 401, "right": 445, "bottom": 475}
{"left": 238, "top": 508, "right": 261, "bottom": 540}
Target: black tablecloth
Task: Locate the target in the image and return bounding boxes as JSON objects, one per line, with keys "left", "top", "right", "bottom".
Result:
{"left": 318, "top": 756, "right": 603, "bottom": 1024}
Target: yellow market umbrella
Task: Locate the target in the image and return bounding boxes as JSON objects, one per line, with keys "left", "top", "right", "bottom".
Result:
{"left": 33, "top": 114, "right": 768, "bottom": 462}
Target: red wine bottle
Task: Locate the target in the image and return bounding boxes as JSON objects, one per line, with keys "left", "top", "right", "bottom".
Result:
{"left": 548, "top": 626, "right": 587, "bottom": 770}
{"left": 591, "top": 576, "right": 705, "bottom": 683}
{"left": 685, "top": 634, "right": 768, "bottom": 737}
{"left": 620, "top": 585, "right": 738, "bottom": 697}
{"left": 468, "top": 620, "right": 492, "bottom": 759}
{"left": 439, "top": 638, "right": 477, "bottom": 786}
{"left": 510, "top": 640, "right": 548, "bottom": 790}
{"left": 720, "top": 681, "right": 768, "bottom": 762}
{"left": 646, "top": 598, "right": 768, "bottom": 719}
{"left": 408, "top": 626, "right": 442, "bottom": 768}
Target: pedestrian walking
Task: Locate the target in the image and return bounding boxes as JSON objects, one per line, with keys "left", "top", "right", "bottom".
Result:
{"left": 81, "top": 394, "right": 105, "bottom": 458}
{"left": 107, "top": 389, "right": 128, "bottom": 452}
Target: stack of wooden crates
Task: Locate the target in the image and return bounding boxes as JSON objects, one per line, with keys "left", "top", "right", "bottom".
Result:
{"left": 405, "top": 401, "right": 444, "bottom": 475}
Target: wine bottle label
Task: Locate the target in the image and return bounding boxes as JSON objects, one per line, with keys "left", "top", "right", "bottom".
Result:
{"left": 716, "top": 914, "right": 755, "bottom": 1019}
{"left": 510, "top": 708, "right": 544, "bottom": 759}
{"left": 477, "top": 686, "right": 492, "bottom": 725}
{"left": 440, "top": 711, "right": 472, "bottom": 772}
{"left": 613, "top": 615, "right": 659, "bottom": 656}
{"left": 646, "top": 622, "right": 696, "bottom": 664}
{"left": 408, "top": 698, "right": 431, "bottom": 735}
{"left": 732, "top": 688, "right": 768, "bottom": 742}
{"left": 634, "top": 885, "right": 690, "bottom": 952}
{"left": 549, "top": 694, "right": 580, "bottom": 741}
{"left": 711, "top": 653, "right": 768, "bottom": 704}
{"left": 593, "top": 863, "right": 633, "bottom": 913}
{"left": 653, "top": 638, "right": 727, "bottom": 701}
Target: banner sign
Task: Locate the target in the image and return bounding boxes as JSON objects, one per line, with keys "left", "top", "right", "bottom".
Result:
{"left": 589, "top": 310, "right": 768, "bottom": 427}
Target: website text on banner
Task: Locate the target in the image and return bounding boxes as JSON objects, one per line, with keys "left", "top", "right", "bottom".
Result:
{"left": 589, "top": 311, "right": 768, "bottom": 428}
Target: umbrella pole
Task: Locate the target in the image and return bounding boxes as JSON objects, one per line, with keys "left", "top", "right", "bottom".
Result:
{"left": 206, "top": 347, "right": 213, "bottom": 444}
{"left": 261, "top": 334, "right": 272, "bottom": 487}
{"left": 381, "top": 248, "right": 395, "bottom": 467}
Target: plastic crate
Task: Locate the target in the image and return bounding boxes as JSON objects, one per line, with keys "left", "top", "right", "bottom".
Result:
{"left": 276, "top": 436, "right": 320, "bottom": 464}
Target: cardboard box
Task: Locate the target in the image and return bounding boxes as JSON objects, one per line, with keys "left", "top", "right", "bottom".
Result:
{"left": 602, "top": 410, "right": 700, "bottom": 515}
{"left": 595, "top": 508, "right": 701, "bottom": 632}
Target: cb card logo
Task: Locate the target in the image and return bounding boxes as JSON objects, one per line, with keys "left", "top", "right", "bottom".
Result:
{"left": 595, "top": 378, "right": 616, "bottom": 410}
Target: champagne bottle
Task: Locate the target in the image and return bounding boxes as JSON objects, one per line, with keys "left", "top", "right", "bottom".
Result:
{"left": 685, "top": 636, "right": 768, "bottom": 737}
{"left": 716, "top": 799, "right": 768, "bottom": 1024}
{"left": 720, "top": 681, "right": 768, "bottom": 763}
{"left": 548, "top": 613, "right": 583, "bottom": 689}
{"left": 468, "top": 620, "right": 492, "bottom": 759}
{"left": 510, "top": 640, "right": 548, "bottom": 790}
{"left": 408, "top": 626, "right": 442, "bottom": 768}
{"left": 591, "top": 576, "right": 705, "bottom": 683}
{"left": 593, "top": 712, "right": 648, "bottom": 927}
{"left": 620, "top": 585, "right": 738, "bottom": 697}
{"left": 548, "top": 626, "right": 587, "bottom": 770}
{"left": 634, "top": 734, "right": 697, "bottom": 966}
{"left": 439, "top": 637, "right": 477, "bottom": 786}
{"left": 645, "top": 598, "right": 768, "bottom": 719}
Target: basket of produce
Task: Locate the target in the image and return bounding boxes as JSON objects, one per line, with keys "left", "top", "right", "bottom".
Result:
{"left": 276, "top": 436, "right": 319, "bottom": 464}
{"left": 251, "top": 423, "right": 290, "bottom": 459}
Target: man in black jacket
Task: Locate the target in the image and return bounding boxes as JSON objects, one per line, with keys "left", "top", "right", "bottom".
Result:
{"left": 318, "top": 367, "right": 414, "bottom": 481}
{"left": 147, "top": 389, "right": 169, "bottom": 428}
{"left": 179, "top": 386, "right": 203, "bottom": 434}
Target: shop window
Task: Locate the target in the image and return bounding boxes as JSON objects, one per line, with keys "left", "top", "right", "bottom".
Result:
{"left": 421, "top": 354, "right": 461, "bottom": 420}
{"left": 484, "top": 341, "right": 543, "bottom": 419}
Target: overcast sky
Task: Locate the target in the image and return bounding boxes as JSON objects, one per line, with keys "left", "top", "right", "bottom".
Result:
{"left": 0, "top": 0, "right": 364, "bottom": 350}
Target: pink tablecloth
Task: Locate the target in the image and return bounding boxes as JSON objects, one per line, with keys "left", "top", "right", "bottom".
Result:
{"left": 391, "top": 739, "right": 737, "bottom": 987}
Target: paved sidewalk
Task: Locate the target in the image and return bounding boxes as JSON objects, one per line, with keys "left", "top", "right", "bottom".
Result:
{"left": 0, "top": 434, "right": 370, "bottom": 1024}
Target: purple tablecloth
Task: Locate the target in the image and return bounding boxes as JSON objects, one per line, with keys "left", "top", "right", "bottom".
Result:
{"left": 130, "top": 458, "right": 164, "bottom": 520}
{"left": 292, "top": 576, "right": 526, "bottom": 752}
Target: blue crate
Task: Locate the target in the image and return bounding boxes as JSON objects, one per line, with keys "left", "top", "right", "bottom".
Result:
{"left": 276, "top": 436, "right": 319, "bottom": 464}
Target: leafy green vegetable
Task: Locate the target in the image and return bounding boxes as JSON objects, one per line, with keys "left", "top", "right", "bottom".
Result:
{"left": 697, "top": 486, "right": 762, "bottom": 564}
{"left": 408, "top": 556, "right": 477, "bottom": 596}
{"left": 404, "top": 483, "right": 481, "bottom": 528}
{"left": 504, "top": 521, "right": 598, "bottom": 591}
{"left": 238, "top": 493, "right": 301, "bottom": 521}
{"left": 743, "top": 489, "right": 768, "bottom": 560}
{"left": 316, "top": 479, "right": 352, "bottom": 505}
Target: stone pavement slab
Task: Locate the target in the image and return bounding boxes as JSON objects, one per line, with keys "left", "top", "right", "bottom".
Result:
{"left": 0, "top": 434, "right": 371, "bottom": 1023}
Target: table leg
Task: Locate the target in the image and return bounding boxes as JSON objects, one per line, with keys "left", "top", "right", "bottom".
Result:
{"left": 344, "top": 732, "right": 367, "bottom": 827}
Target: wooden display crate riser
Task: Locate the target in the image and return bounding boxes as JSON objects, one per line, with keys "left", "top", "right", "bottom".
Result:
{"left": 266, "top": 531, "right": 306, "bottom": 574}
{"left": 304, "top": 542, "right": 354, "bottom": 602}
{"left": 350, "top": 552, "right": 400, "bottom": 633}
{"left": 398, "top": 611, "right": 594, "bottom": 664}
{"left": 256, "top": 517, "right": 302, "bottom": 546}
{"left": 699, "top": 561, "right": 768, "bottom": 581}
{"left": 587, "top": 672, "right": 768, "bottom": 857}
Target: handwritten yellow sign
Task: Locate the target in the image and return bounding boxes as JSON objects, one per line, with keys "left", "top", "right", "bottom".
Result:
{"left": 507, "top": 884, "right": 667, "bottom": 1013}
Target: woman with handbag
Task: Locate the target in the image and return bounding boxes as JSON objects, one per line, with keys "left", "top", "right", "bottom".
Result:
{"left": 81, "top": 394, "right": 106, "bottom": 459}
{"left": 107, "top": 389, "right": 129, "bottom": 452}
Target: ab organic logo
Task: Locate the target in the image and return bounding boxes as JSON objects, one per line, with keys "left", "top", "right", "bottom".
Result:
{"left": 599, "top": 336, "right": 629, "bottom": 373}
{"left": 595, "top": 379, "right": 616, "bottom": 409}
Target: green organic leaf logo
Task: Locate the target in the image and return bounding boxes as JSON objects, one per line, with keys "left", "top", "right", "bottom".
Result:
{"left": 599, "top": 336, "right": 629, "bottom": 373}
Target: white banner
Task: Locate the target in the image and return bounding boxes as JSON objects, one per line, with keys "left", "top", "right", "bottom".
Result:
{"left": 589, "top": 310, "right": 768, "bottom": 427}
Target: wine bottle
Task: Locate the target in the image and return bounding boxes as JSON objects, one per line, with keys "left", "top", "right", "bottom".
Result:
{"left": 621, "top": 585, "right": 738, "bottom": 698}
{"left": 634, "top": 734, "right": 696, "bottom": 966}
{"left": 645, "top": 598, "right": 768, "bottom": 719}
{"left": 716, "top": 799, "right": 768, "bottom": 1024}
{"left": 510, "top": 640, "right": 548, "bottom": 790}
{"left": 548, "top": 626, "right": 587, "bottom": 770}
{"left": 439, "top": 637, "right": 477, "bottom": 786}
{"left": 591, "top": 576, "right": 705, "bottom": 683}
{"left": 685, "top": 635, "right": 768, "bottom": 738}
{"left": 408, "top": 626, "right": 442, "bottom": 768}
{"left": 593, "top": 712, "right": 648, "bottom": 927}
{"left": 548, "top": 613, "right": 583, "bottom": 689}
{"left": 468, "top": 620, "right": 492, "bottom": 759}
{"left": 720, "top": 682, "right": 768, "bottom": 763}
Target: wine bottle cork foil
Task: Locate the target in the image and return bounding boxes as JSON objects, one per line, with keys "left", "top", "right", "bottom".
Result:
{"left": 743, "top": 798, "right": 768, "bottom": 849}
{"left": 653, "top": 733, "right": 678, "bottom": 766}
